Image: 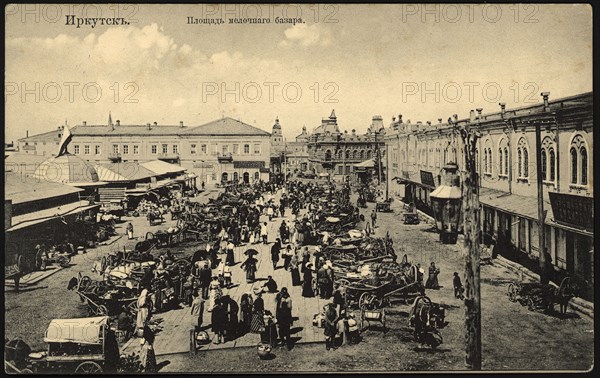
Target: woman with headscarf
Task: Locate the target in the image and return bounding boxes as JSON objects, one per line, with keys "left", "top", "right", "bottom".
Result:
{"left": 289, "top": 253, "right": 301, "bottom": 286}
{"left": 207, "top": 276, "right": 222, "bottom": 312}
{"left": 250, "top": 289, "right": 265, "bottom": 334}
{"left": 136, "top": 289, "right": 151, "bottom": 335}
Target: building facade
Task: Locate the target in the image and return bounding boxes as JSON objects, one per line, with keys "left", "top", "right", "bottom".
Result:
{"left": 306, "top": 110, "right": 387, "bottom": 182}
{"left": 385, "top": 91, "right": 593, "bottom": 298}
{"left": 285, "top": 125, "right": 310, "bottom": 176}
{"left": 17, "top": 117, "right": 272, "bottom": 185}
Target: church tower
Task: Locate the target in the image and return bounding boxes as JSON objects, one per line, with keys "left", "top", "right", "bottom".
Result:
{"left": 271, "top": 117, "right": 285, "bottom": 155}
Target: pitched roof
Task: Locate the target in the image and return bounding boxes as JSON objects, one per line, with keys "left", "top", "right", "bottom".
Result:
{"left": 5, "top": 153, "right": 50, "bottom": 169}
{"left": 182, "top": 117, "right": 271, "bottom": 136}
{"left": 5, "top": 171, "right": 83, "bottom": 205}
{"left": 18, "top": 117, "right": 271, "bottom": 140}
{"left": 140, "top": 160, "right": 186, "bottom": 175}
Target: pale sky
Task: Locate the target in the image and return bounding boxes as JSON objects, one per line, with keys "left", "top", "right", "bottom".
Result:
{"left": 5, "top": 3, "right": 593, "bottom": 142}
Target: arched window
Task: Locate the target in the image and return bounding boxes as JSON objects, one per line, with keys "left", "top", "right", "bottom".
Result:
{"left": 345, "top": 149, "right": 350, "bottom": 159}
{"left": 540, "top": 149, "right": 547, "bottom": 181}
{"left": 367, "top": 150, "right": 372, "bottom": 159}
{"left": 517, "top": 138, "right": 529, "bottom": 179}
{"left": 360, "top": 150, "right": 365, "bottom": 159}
{"left": 488, "top": 148, "right": 493, "bottom": 174}
{"left": 353, "top": 150, "right": 358, "bottom": 159}
{"left": 504, "top": 147, "right": 509, "bottom": 175}
{"left": 233, "top": 172, "right": 239, "bottom": 182}
{"left": 570, "top": 147, "right": 578, "bottom": 184}
{"left": 548, "top": 148, "right": 555, "bottom": 181}
{"left": 498, "top": 148, "right": 503, "bottom": 175}
{"left": 523, "top": 148, "right": 529, "bottom": 177}
{"left": 581, "top": 147, "right": 588, "bottom": 185}
{"left": 254, "top": 172, "right": 260, "bottom": 181}
{"left": 517, "top": 149, "right": 522, "bottom": 177}
{"left": 325, "top": 149, "right": 332, "bottom": 161}
{"left": 483, "top": 149, "right": 488, "bottom": 174}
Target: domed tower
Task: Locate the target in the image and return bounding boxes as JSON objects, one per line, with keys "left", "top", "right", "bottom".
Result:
{"left": 271, "top": 117, "right": 285, "bottom": 156}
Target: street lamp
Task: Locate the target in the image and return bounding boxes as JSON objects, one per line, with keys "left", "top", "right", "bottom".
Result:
{"left": 430, "top": 162, "right": 462, "bottom": 244}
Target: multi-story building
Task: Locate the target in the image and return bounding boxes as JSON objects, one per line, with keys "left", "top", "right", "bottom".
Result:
{"left": 17, "top": 116, "right": 272, "bottom": 185}
{"left": 270, "top": 117, "right": 286, "bottom": 176}
{"left": 385, "top": 91, "right": 593, "bottom": 298}
{"left": 285, "top": 125, "right": 310, "bottom": 176}
{"left": 306, "top": 110, "right": 387, "bottom": 182}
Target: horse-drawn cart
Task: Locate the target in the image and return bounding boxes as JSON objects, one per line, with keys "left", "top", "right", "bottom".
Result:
{"left": 507, "top": 277, "right": 577, "bottom": 313}
{"left": 8, "top": 316, "right": 120, "bottom": 373}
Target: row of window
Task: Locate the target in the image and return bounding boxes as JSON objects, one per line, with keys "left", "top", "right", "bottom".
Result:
{"left": 73, "top": 143, "right": 262, "bottom": 156}
{"left": 409, "top": 134, "right": 589, "bottom": 186}
{"left": 324, "top": 149, "right": 379, "bottom": 160}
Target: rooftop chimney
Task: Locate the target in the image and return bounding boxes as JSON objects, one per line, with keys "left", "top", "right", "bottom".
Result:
{"left": 469, "top": 110, "right": 476, "bottom": 121}
{"left": 147, "top": 123, "right": 151, "bottom": 130}
{"left": 476, "top": 108, "right": 483, "bottom": 119}
{"left": 82, "top": 121, "right": 87, "bottom": 126}
{"left": 392, "top": 116, "right": 396, "bottom": 122}
{"left": 180, "top": 121, "right": 184, "bottom": 127}
{"left": 26, "top": 130, "right": 28, "bottom": 138}
{"left": 398, "top": 114, "right": 402, "bottom": 122}
{"left": 438, "top": 118, "right": 443, "bottom": 124}
{"left": 116, "top": 120, "right": 120, "bottom": 126}
{"left": 541, "top": 92, "right": 550, "bottom": 112}
{"left": 499, "top": 102, "right": 506, "bottom": 119}
{"left": 153, "top": 121, "right": 158, "bottom": 126}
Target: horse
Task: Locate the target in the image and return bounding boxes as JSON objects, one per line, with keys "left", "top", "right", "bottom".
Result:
{"left": 549, "top": 277, "right": 579, "bottom": 315}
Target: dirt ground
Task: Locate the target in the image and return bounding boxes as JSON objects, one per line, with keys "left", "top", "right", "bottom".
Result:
{"left": 5, "top": 188, "right": 594, "bottom": 372}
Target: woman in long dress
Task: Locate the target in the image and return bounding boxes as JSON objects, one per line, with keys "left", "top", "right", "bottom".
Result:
{"left": 249, "top": 290, "right": 265, "bottom": 334}
{"left": 289, "top": 254, "right": 301, "bottom": 286}
{"left": 302, "top": 263, "right": 315, "bottom": 297}
{"left": 207, "top": 276, "right": 222, "bottom": 312}
{"left": 225, "top": 241, "right": 235, "bottom": 266}
{"left": 136, "top": 289, "right": 150, "bottom": 335}
{"left": 425, "top": 262, "right": 440, "bottom": 289}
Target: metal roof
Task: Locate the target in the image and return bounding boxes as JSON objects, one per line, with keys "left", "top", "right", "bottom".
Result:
{"left": 140, "top": 160, "right": 186, "bottom": 175}
{"left": 5, "top": 172, "right": 83, "bottom": 205}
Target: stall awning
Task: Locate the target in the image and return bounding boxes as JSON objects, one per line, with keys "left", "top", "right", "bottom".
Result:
{"left": 430, "top": 185, "right": 462, "bottom": 199}
{"left": 479, "top": 187, "right": 554, "bottom": 223}
{"left": 6, "top": 201, "right": 100, "bottom": 232}
{"left": 94, "top": 163, "right": 158, "bottom": 182}
{"left": 44, "top": 316, "right": 109, "bottom": 345}
{"left": 354, "top": 159, "right": 375, "bottom": 168}
{"left": 140, "top": 160, "right": 186, "bottom": 175}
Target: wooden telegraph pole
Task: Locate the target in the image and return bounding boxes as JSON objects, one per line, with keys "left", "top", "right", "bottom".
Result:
{"left": 455, "top": 113, "right": 482, "bottom": 370}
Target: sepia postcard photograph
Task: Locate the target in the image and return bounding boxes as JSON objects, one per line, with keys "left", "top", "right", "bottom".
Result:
{"left": 4, "top": 3, "right": 594, "bottom": 374}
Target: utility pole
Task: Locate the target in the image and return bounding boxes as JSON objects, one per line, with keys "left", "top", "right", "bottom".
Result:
{"left": 537, "top": 92, "right": 550, "bottom": 284}
{"left": 455, "top": 113, "right": 482, "bottom": 370}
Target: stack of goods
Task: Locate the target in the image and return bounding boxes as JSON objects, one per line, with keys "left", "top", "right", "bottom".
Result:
{"left": 136, "top": 199, "right": 160, "bottom": 215}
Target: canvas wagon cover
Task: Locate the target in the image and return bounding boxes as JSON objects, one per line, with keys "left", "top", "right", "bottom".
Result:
{"left": 44, "top": 316, "right": 108, "bottom": 344}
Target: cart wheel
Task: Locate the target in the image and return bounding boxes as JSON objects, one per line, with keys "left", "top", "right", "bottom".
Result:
{"left": 527, "top": 297, "right": 536, "bottom": 311}
{"left": 507, "top": 283, "right": 517, "bottom": 302}
{"left": 127, "top": 300, "right": 138, "bottom": 315}
{"left": 337, "top": 279, "right": 350, "bottom": 289}
{"left": 20, "top": 368, "right": 33, "bottom": 374}
{"left": 97, "top": 305, "right": 109, "bottom": 316}
{"left": 75, "top": 361, "right": 103, "bottom": 373}
{"left": 359, "top": 292, "right": 375, "bottom": 310}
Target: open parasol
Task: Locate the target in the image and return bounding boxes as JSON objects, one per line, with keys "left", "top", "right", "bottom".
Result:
{"left": 244, "top": 249, "right": 259, "bottom": 256}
